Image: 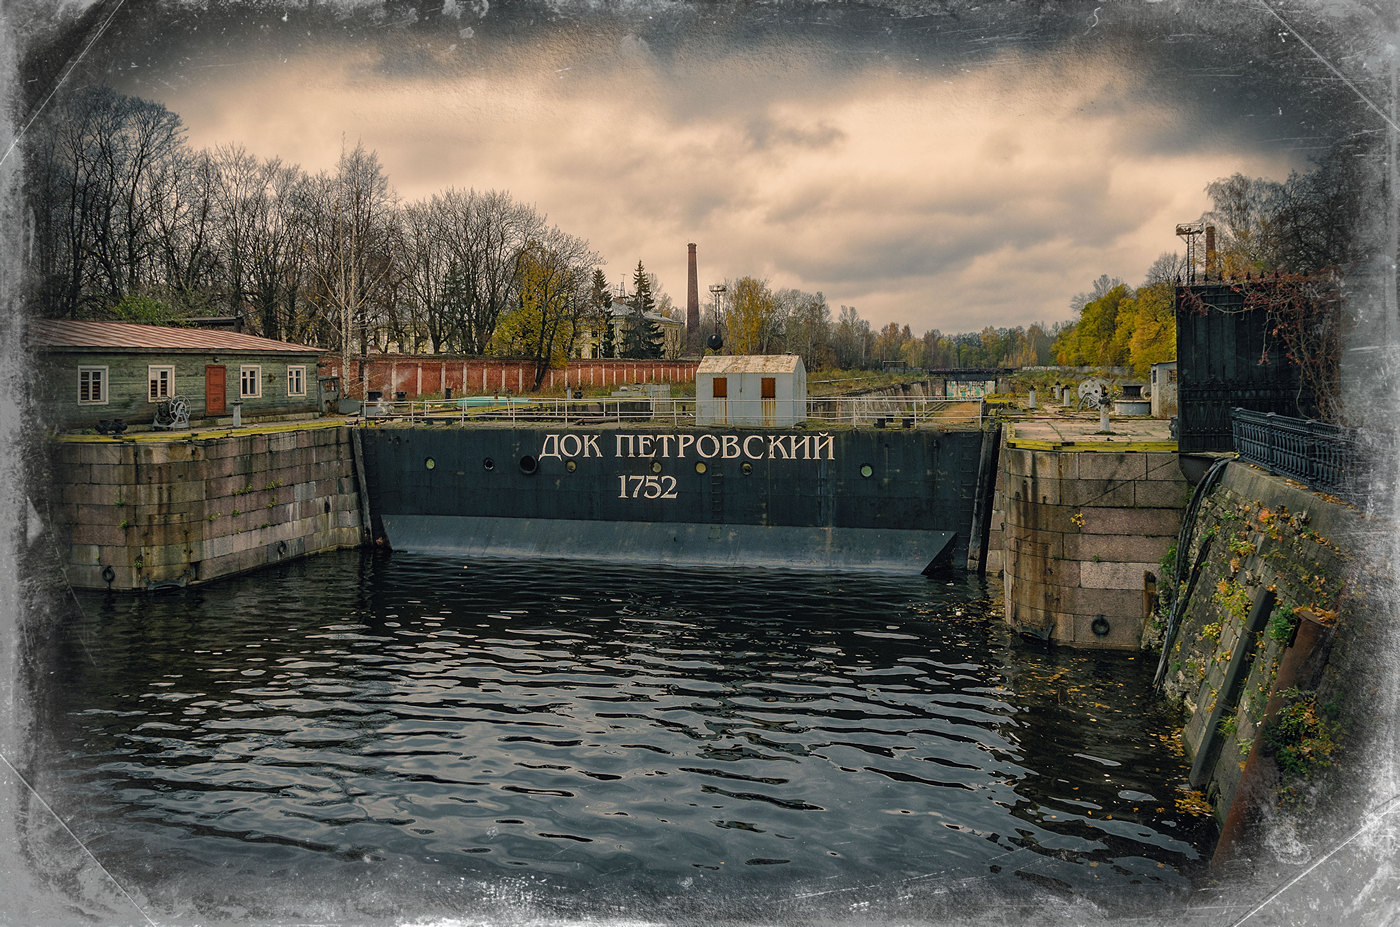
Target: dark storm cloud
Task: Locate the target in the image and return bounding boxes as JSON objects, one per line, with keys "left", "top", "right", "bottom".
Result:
{"left": 14, "top": 0, "right": 1380, "bottom": 332}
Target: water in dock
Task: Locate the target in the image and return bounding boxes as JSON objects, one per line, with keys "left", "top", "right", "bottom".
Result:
{"left": 27, "top": 551, "right": 1212, "bottom": 924}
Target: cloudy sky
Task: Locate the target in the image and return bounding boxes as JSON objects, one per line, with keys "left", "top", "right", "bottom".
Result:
{"left": 26, "top": 0, "right": 1380, "bottom": 333}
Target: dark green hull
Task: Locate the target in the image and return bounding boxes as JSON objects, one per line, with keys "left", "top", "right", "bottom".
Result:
{"left": 359, "top": 426, "right": 988, "bottom": 573}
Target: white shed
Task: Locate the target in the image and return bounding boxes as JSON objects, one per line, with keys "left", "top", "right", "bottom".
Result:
{"left": 696, "top": 355, "right": 807, "bottom": 427}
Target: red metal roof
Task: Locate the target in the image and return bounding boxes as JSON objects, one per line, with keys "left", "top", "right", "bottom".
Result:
{"left": 29, "top": 319, "right": 323, "bottom": 355}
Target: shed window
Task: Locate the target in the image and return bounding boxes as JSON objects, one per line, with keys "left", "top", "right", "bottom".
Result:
{"left": 240, "top": 365, "right": 262, "bottom": 399}
{"left": 78, "top": 366, "right": 107, "bottom": 405}
{"left": 148, "top": 365, "right": 175, "bottom": 402}
{"left": 287, "top": 365, "right": 307, "bottom": 397}
{"left": 712, "top": 377, "right": 727, "bottom": 398}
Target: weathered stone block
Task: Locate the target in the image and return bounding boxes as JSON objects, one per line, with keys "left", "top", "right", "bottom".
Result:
{"left": 58, "top": 462, "right": 93, "bottom": 485}
{"left": 1079, "top": 507, "right": 1182, "bottom": 537}
{"left": 1143, "top": 453, "right": 1186, "bottom": 481}
{"left": 62, "top": 483, "right": 123, "bottom": 506}
{"left": 1066, "top": 533, "right": 1173, "bottom": 564}
{"left": 68, "top": 523, "right": 130, "bottom": 547}
{"left": 136, "top": 443, "right": 184, "bottom": 466}
{"left": 143, "top": 544, "right": 197, "bottom": 568}
{"left": 1069, "top": 611, "right": 1141, "bottom": 650}
{"left": 138, "top": 522, "right": 195, "bottom": 548}
{"left": 134, "top": 480, "right": 206, "bottom": 507}
{"left": 1059, "top": 479, "right": 1137, "bottom": 508}
{"left": 1001, "top": 449, "right": 1034, "bottom": 480}
{"left": 65, "top": 442, "right": 124, "bottom": 466}
{"left": 1076, "top": 452, "right": 1147, "bottom": 482}
{"left": 204, "top": 533, "right": 235, "bottom": 559}
{"left": 89, "top": 462, "right": 137, "bottom": 485}
{"left": 1063, "top": 586, "right": 1145, "bottom": 622}
{"left": 1007, "top": 531, "right": 1066, "bottom": 564}
{"left": 1023, "top": 476, "right": 1069, "bottom": 506}
{"left": 1081, "top": 560, "right": 1157, "bottom": 590}
{"left": 1135, "top": 480, "right": 1192, "bottom": 509}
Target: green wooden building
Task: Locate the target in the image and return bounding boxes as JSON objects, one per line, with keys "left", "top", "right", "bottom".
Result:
{"left": 31, "top": 319, "right": 325, "bottom": 431}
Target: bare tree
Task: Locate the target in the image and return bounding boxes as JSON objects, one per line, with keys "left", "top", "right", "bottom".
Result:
{"left": 442, "top": 188, "right": 541, "bottom": 354}
{"left": 29, "top": 85, "right": 186, "bottom": 316}
{"left": 300, "top": 141, "right": 400, "bottom": 391}
{"left": 399, "top": 196, "right": 451, "bottom": 353}
{"left": 148, "top": 146, "right": 219, "bottom": 314}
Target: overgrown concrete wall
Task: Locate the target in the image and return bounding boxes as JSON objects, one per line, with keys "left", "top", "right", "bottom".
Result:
{"left": 53, "top": 425, "right": 363, "bottom": 590}
{"left": 1001, "top": 444, "right": 1191, "bottom": 649}
{"left": 1158, "top": 461, "right": 1377, "bottom": 830}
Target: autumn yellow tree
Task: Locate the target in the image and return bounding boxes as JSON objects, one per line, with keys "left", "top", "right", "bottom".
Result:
{"left": 1124, "top": 282, "right": 1176, "bottom": 377}
{"left": 727, "top": 276, "right": 781, "bottom": 355}
{"left": 491, "top": 230, "right": 599, "bottom": 388}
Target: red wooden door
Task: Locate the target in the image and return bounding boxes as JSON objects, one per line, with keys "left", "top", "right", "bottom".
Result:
{"left": 205, "top": 365, "right": 226, "bottom": 416}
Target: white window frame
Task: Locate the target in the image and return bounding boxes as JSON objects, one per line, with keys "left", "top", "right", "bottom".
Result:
{"left": 286, "top": 365, "right": 307, "bottom": 397}
{"left": 78, "top": 366, "right": 108, "bottom": 405}
{"left": 147, "top": 365, "right": 175, "bottom": 402}
{"left": 240, "top": 365, "right": 262, "bottom": 399}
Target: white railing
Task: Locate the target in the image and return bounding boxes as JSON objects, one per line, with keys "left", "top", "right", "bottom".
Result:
{"left": 356, "top": 395, "right": 985, "bottom": 427}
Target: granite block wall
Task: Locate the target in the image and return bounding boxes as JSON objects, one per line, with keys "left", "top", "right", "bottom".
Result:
{"left": 54, "top": 425, "right": 363, "bottom": 590}
{"left": 1001, "top": 445, "right": 1190, "bottom": 650}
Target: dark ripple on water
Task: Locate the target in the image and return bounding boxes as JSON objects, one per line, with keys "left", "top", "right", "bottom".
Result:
{"left": 32, "top": 550, "right": 1213, "bottom": 922}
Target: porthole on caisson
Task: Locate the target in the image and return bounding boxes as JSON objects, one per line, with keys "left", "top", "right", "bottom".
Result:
{"left": 483, "top": 458, "right": 495, "bottom": 471}
{"left": 860, "top": 464, "right": 874, "bottom": 478}
{"left": 425, "top": 457, "right": 436, "bottom": 470}
{"left": 566, "top": 460, "right": 577, "bottom": 472}
{"left": 651, "top": 459, "right": 663, "bottom": 474}
{"left": 695, "top": 462, "right": 707, "bottom": 474}
{"left": 741, "top": 462, "right": 753, "bottom": 475}
{"left": 519, "top": 455, "right": 539, "bottom": 475}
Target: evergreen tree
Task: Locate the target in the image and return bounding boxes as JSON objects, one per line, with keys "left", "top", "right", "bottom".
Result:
{"left": 622, "top": 260, "right": 664, "bottom": 358}
{"left": 591, "top": 267, "right": 615, "bottom": 358}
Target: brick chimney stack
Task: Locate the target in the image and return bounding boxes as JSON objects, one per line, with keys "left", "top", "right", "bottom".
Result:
{"left": 1204, "top": 225, "right": 1217, "bottom": 276}
{"left": 686, "top": 243, "right": 699, "bottom": 334}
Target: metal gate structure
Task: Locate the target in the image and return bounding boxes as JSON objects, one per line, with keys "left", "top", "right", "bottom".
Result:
{"left": 1175, "top": 282, "right": 1317, "bottom": 453}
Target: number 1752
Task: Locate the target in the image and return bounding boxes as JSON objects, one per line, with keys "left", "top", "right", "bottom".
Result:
{"left": 618, "top": 475, "right": 678, "bottom": 499}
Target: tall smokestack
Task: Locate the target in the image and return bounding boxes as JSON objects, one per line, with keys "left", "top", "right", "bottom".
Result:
{"left": 1205, "top": 225, "right": 1217, "bottom": 277}
{"left": 686, "top": 243, "right": 699, "bottom": 335}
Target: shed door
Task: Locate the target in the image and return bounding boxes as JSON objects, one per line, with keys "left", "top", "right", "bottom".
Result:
{"left": 761, "top": 377, "right": 776, "bottom": 426}
{"left": 712, "top": 376, "right": 728, "bottom": 426}
{"left": 205, "top": 365, "right": 226, "bottom": 416}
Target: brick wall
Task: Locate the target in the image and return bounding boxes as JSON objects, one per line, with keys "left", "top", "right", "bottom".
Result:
{"left": 55, "top": 425, "right": 362, "bottom": 590}
{"left": 328, "top": 356, "right": 699, "bottom": 399}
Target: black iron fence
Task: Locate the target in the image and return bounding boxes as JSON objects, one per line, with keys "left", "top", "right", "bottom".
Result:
{"left": 1230, "top": 408, "right": 1368, "bottom": 504}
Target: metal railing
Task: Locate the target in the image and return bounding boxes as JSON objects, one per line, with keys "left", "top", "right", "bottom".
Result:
{"left": 1230, "top": 407, "right": 1369, "bottom": 504}
{"left": 355, "top": 395, "right": 987, "bottom": 428}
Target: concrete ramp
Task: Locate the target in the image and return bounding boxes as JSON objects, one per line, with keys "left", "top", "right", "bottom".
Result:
{"left": 382, "top": 514, "right": 956, "bottom": 575}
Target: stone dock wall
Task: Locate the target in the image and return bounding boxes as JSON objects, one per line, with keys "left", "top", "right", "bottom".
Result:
{"left": 996, "top": 438, "right": 1387, "bottom": 844}
{"left": 999, "top": 441, "right": 1191, "bottom": 649}
{"left": 53, "top": 424, "right": 363, "bottom": 590}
